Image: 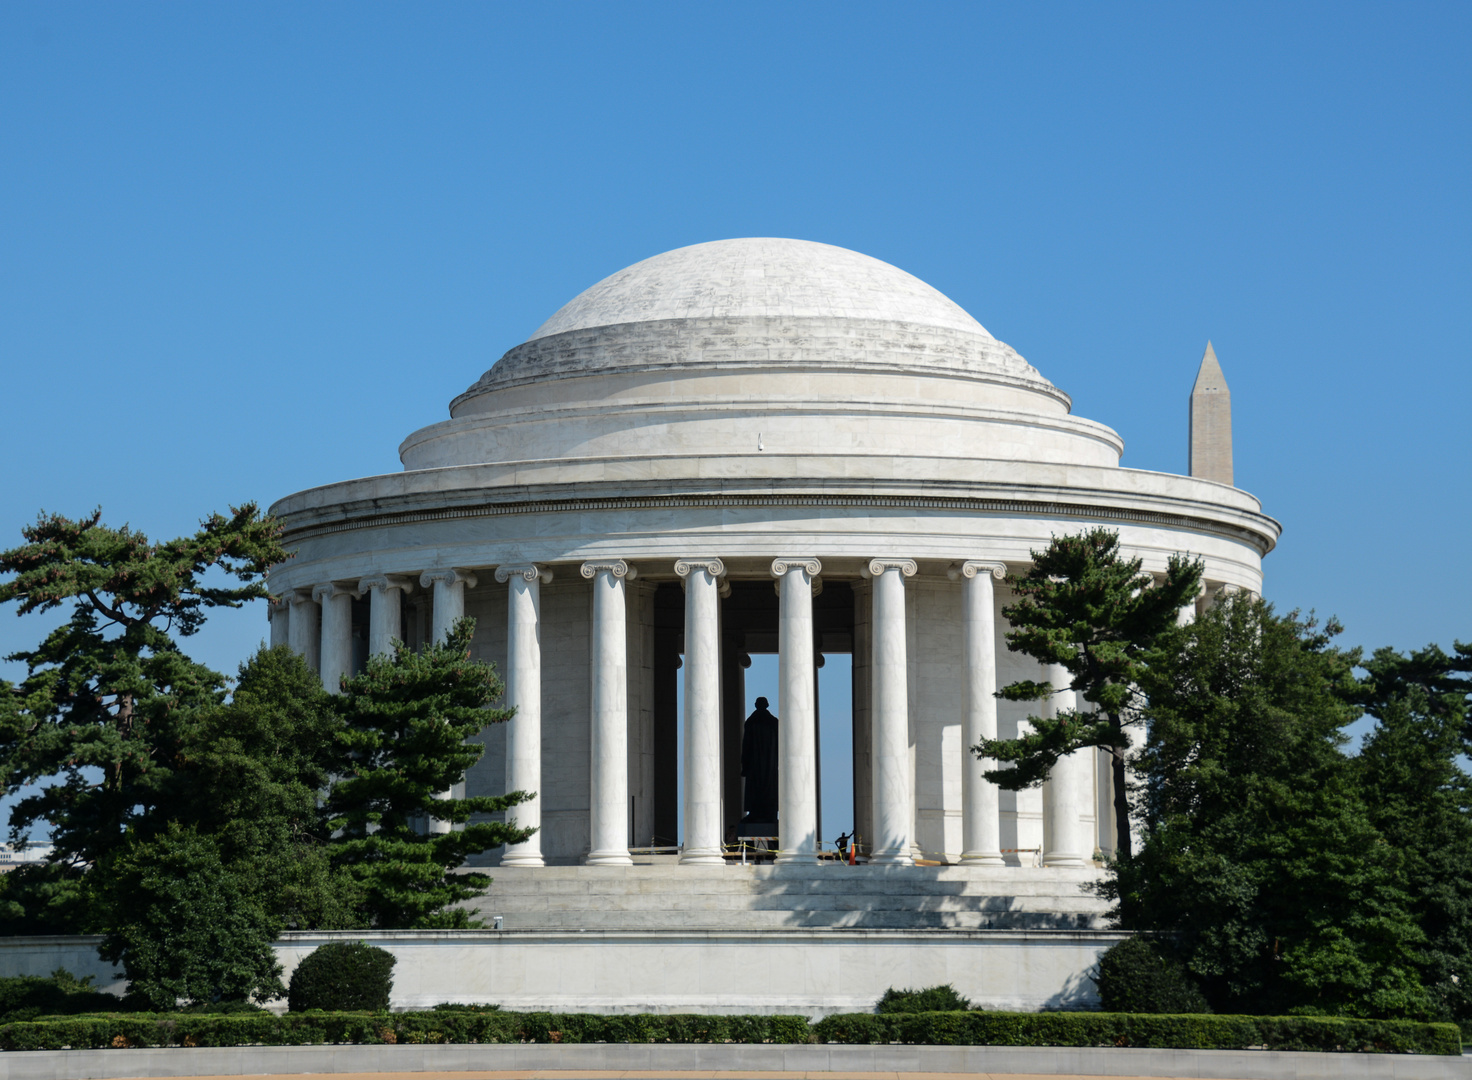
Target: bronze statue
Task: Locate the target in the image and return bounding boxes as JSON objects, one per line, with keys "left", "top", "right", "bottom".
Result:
{"left": 740, "top": 696, "right": 779, "bottom": 824}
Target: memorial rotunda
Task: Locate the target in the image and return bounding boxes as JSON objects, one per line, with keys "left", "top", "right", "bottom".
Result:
{"left": 264, "top": 239, "right": 1278, "bottom": 1008}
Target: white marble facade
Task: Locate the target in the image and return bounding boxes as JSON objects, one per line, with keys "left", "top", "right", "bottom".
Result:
{"left": 267, "top": 238, "right": 1278, "bottom": 870}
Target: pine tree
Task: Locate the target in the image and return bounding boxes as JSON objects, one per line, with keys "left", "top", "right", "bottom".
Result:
{"left": 0, "top": 506, "right": 285, "bottom": 872}
{"left": 325, "top": 619, "right": 534, "bottom": 928}
{"left": 976, "top": 528, "right": 1202, "bottom": 858}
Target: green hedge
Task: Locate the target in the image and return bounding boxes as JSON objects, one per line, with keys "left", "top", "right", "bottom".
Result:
{"left": 0, "top": 1011, "right": 811, "bottom": 1051}
{"left": 0, "top": 1009, "right": 1458, "bottom": 1055}
{"left": 811, "top": 1011, "right": 1462, "bottom": 1055}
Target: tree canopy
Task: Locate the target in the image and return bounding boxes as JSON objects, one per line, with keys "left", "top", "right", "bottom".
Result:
{"left": 1105, "top": 596, "right": 1435, "bottom": 1019}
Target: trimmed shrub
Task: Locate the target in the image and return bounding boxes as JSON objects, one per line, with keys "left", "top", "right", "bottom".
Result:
{"left": 178, "top": 999, "right": 267, "bottom": 1014}
{"left": 810, "top": 1010, "right": 1461, "bottom": 1054}
{"left": 287, "top": 943, "right": 396, "bottom": 1013}
{"left": 0, "top": 1010, "right": 813, "bottom": 1050}
{"left": 431, "top": 1002, "right": 501, "bottom": 1012}
{"left": 1093, "top": 936, "right": 1209, "bottom": 1014}
{"left": 0, "top": 1009, "right": 1457, "bottom": 1054}
{"left": 876, "top": 984, "right": 972, "bottom": 1014}
{"left": 0, "top": 971, "right": 117, "bottom": 1024}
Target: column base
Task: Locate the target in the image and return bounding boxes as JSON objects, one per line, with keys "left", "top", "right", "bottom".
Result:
{"left": 679, "top": 849, "right": 725, "bottom": 865}
{"left": 500, "top": 852, "right": 545, "bottom": 868}
{"left": 960, "top": 852, "right": 1006, "bottom": 866}
{"left": 1041, "top": 853, "right": 1090, "bottom": 868}
{"left": 775, "top": 852, "right": 818, "bottom": 865}
{"left": 867, "top": 852, "right": 914, "bottom": 866}
{"left": 585, "top": 850, "right": 633, "bottom": 866}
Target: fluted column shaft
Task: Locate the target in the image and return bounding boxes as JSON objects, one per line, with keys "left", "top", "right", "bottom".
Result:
{"left": 953, "top": 561, "right": 1006, "bottom": 865}
{"left": 286, "top": 590, "right": 320, "bottom": 672}
{"left": 313, "top": 583, "right": 358, "bottom": 694}
{"left": 498, "top": 564, "right": 550, "bottom": 868}
{"left": 771, "top": 558, "right": 820, "bottom": 864}
{"left": 677, "top": 558, "right": 725, "bottom": 864}
{"left": 421, "top": 569, "right": 478, "bottom": 644}
{"left": 1042, "top": 663, "right": 1090, "bottom": 868}
{"left": 584, "top": 560, "right": 635, "bottom": 866}
{"left": 868, "top": 558, "right": 916, "bottom": 865}
{"left": 269, "top": 598, "right": 290, "bottom": 649}
{"left": 360, "top": 575, "right": 414, "bottom": 657}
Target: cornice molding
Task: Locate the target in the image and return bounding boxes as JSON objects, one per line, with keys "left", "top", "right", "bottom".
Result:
{"left": 275, "top": 490, "right": 1279, "bottom": 556}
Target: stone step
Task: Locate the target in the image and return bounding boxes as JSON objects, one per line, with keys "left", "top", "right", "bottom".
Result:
{"left": 457, "top": 864, "right": 1109, "bottom": 932}
{"left": 466, "top": 908, "right": 1107, "bottom": 931}
{"left": 471, "top": 893, "right": 1104, "bottom": 913}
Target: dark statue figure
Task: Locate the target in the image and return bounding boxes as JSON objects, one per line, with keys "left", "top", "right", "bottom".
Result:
{"left": 740, "top": 696, "right": 779, "bottom": 825}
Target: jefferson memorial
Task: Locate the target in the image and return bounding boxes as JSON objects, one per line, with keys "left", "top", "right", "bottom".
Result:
{"left": 263, "top": 238, "right": 1279, "bottom": 1012}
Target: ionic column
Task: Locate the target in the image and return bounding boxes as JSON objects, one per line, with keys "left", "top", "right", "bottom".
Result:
{"left": 286, "top": 589, "right": 320, "bottom": 672}
{"left": 1207, "top": 583, "right": 1241, "bottom": 610}
{"left": 582, "top": 559, "right": 635, "bottom": 866}
{"left": 771, "top": 557, "right": 821, "bottom": 864}
{"left": 1042, "top": 664, "right": 1090, "bottom": 868}
{"left": 494, "top": 564, "right": 551, "bottom": 867}
{"left": 269, "top": 596, "right": 290, "bottom": 649}
{"left": 420, "top": 568, "right": 478, "bottom": 644}
{"left": 675, "top": 558, "right": 726, "bottom": 864}
{"left": 867, "top": 558, "right": 916, "bottom": 865}
{"left": 359, "top": 575, "right": 414, "bottom": 657}
{"left": 313, "top": 582, "right": 360, "bottom": 694}
{"left": 950, "top": 560, "right": 1007, "bottom": 865}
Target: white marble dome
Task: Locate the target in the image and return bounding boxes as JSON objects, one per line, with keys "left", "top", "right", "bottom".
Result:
{"left": 410, "top": 238, "right": 1103, "bottom": 476}
{"left": 528, "top": 238, "right": 994, "bottom": 340}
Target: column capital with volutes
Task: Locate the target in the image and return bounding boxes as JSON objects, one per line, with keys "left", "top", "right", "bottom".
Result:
{"left": 770, "top": 557, "right": 821, "bottom": 578}
{"left": 674, "top": 557, "right": 726, "bottom": 580}
{"left": 580, "top": 559, "right": 636, "bottom": 580}
{"left": 359, "top": 574, "right": 415, "bottom": 596}
{"left": 420, "top": 568, "right": 478, "bottom": 590}
{"left": 863, "top": 558, "right": 917, "bottom": 579}
{"left": 495, "top": 564, "right": 553, "bottom": 585}
{"left": 948, "top": 560, "right": 1007, "bottom": 582}
{"left": 286, "top": 587, "right": 318, "bottom": 607}
{"left": 312, "top": 581, "right": 361, "bottom": 604}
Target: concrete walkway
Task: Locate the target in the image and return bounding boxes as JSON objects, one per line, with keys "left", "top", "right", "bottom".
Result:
{"left": 0, "top": 1044, "right": 1462, "bottom": 1080}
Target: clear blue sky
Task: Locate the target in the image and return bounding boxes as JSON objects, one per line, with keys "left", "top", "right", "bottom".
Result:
{"left": 2, "top": 4, "right": 1468, "bottom": 836}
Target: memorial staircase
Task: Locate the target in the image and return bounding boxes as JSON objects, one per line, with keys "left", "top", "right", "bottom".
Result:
{"left": 463, "top": 860, "right": 1109, "bottom": 931}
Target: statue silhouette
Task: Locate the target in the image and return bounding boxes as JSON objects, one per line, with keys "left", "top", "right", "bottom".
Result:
{"left": 740, "top": 696, "right": 779, "bottom": 824}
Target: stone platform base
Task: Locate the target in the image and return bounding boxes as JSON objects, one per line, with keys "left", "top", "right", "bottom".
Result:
{"left": 0, "top": 927, "right": 1126, "bottom": 1015}
{"left": 272, "top": 926, "right": 1124, "bottom": 1014}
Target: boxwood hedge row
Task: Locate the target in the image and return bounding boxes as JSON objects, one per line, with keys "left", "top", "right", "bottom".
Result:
{"left": 0, "top": 1010, "right": 1458, "bottom": 1055}
{"left": 809, "top": 1011, "right": 1462, "bottom": 1055}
